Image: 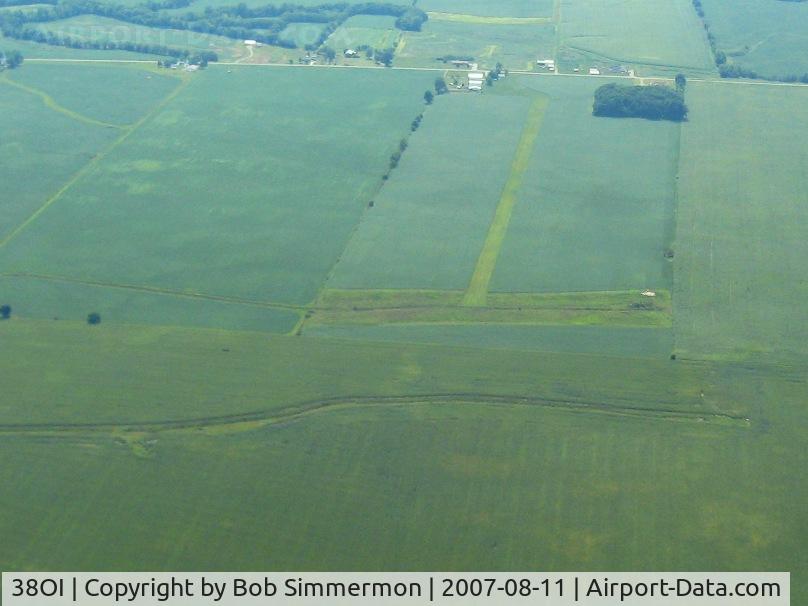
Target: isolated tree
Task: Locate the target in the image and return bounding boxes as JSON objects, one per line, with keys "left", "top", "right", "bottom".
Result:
{"left": 424, "top": 90, "right": 434, "bottom": 105}
{"left": 389, "top": 150, "right": 401, "bottom": 169}
{"left": 0, "top": 305, "right": 10, "bottom": 320}
{"left": 322, "top": 47, "right": 336, "bottom": 63}
{"left": 675, "top": 73, "right": 687, "bottom": 92}
{"left": 434, "top": 77, "right": 448, "bottom": 95}
{"left": 399, "top": 138, "right": 408, "bottom": 152}
{"left": 87, "top": 312, "right": 101, "bottom": 325}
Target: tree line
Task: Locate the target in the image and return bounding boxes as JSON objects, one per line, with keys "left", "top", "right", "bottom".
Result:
{"left": 692, "top": 0, "right": 808, "bottom": 83}
{"left": 0, "top": 1, "right": 427, "bottom": 59}
{"left": 0, "top": 48, "right": 23, "bottom": 68}
{"left": 593, "top": 83, "right": 688, "bottom": 122}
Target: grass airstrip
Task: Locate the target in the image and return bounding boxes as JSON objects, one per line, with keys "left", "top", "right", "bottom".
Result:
{"left": 0, "top": 0, "right": 807, "bottom": 597}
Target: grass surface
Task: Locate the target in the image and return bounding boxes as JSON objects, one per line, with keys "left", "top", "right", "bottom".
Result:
{"left": 418, "top": 0, "right": 554, "bottom": 18}
{"left": 0, "top": 67, "right": 433, "bottom": 305}
{"left": 558, "top": 0, "right": 715, "bottom": 76}
{"left": 331, "top": 93, "right": 532, "bottom": 292}
{"left": 6, "top": 62, "right": 180, "bottom": 126}
{"left": 489, "top": 76, "right": 680, "bottom": 295}
{"left": 699, "top": 0, "right": 808, "bottom": 78}
{"left": 325, "top": 15, "right": 400, "bottom": 52}
{"left": 0, "top": 82, "right": 119, "bottom": 242}
{"left": 396, "top": 20, "right": 555, "bottom": 70}
{"left": 674, "top": 82, "right": 808, "bottom": 363}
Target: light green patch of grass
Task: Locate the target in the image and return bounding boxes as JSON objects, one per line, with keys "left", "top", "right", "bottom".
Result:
{"left": 464, "top": 96, "right": 547, "bottom": 306}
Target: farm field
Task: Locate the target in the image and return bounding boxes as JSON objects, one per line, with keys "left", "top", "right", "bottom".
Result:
{"left": 489, "top": 76, "right": 679, "bottom": 295}
{"left": 698, "top": 0, "right": 808, "bottom": 78}
{"left": 1, "top": 8, "right": 807, "bottom": 597}
{"left": 0, "top": 66, "right": 434, "bottom": 306}
{"left": 395, "top": 20, "right": 555, "bottom": 70}
{"left": 0, "top": 320, "right": 805, "bottom": 585}
{"left": 417, "top": 0, "right": 555, "bottom": 19}
{"left": 674, "top": 82, "right": 808, "bottom": 363}
{"left": 5, "top": 62, "right": 180, "bottom": 125}
{"left": 324, "top": 15, "right": 400, "bottom": 52}
{"left": 557, "top": 0, "right": 715, "bottom": 76}
{"left": 331, "top": 93, "right": 533, "bottom": 291}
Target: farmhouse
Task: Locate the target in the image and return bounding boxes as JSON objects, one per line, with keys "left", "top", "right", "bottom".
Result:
{"left": 589, "top": 67, "right": 601, "bottom": 75}
{"left": 244, "top": 39, "right": 257, "bottom": 46}
{"left": 537, "top": 58, "right": 555, "bottom": 71}
{"left": 344, "top": 49, "right": 359, "bottom": 58}
{"left": 468, "top": 71, "right": 484, "bottom": 92}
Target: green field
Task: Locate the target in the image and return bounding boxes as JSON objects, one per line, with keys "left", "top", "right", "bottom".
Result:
{"left": 0, "top": 66, "right": 434, "bottom": 306}
{"left": 699, "top": 0, "right": 808, "bottom": 78}
{"left": 396, "top": 20, "right": 555, "bottom": 70}
{"left": 325, "top": 15, "right": 400, "bottom": 52}
{"left": 558, "top": 0, "right": 715, "bottom": 76}
{"left": 418, "top": 0, "right": 555, "bottom": 18}
{"left": 1, "top": 24, "right": 807, "bottom": 600}
{"left": 674, "top": 82, "right": 808, "bottom": 363}
{"left": 331, "top": 93, "right": 532, "bottom": 290}
{"left": 489, "top": 77, "right": 679, "bottom": 295}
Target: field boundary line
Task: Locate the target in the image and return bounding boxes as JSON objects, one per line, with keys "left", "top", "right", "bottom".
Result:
{"left": 463, "top": 97, "right": 547, "bottom": 306}
{"left": 1, "top": 272, "right": 306, "bottom": 311}
{"left": 0, "top": 76, "right": 191, "bottom": 250}
{"left": 0, "top": 73, "right": 123, "bottom": 129}
{"left": 0, "top": 392, "right": 751, "bottom": 438}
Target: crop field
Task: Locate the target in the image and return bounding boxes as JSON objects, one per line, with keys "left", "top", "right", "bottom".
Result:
{"left": 1, "top": 320, "right": 805, "bottom": 581}
{"left": 5, "top": 62, "right": 180, "bottom": 125}
{"left": 674, "top": 82, "right": 808, "bottom": 363}
{"left": 557, "top": 0, "right": 715, "bottom": 76}
{"left": 325, "top": 15, "right": 400, "bottom": 52}
{"left": 0, "top": 66, "right": 434, "bottom": 307}
{"left": 395, "top": 20, "right": 555, "bottom": 70}
{"left": 1, "top": 8, "right": 808, "bottom": 596}
{"left": 698, "top": 0, "right": 808, "bottom": 78}
{"left": 331, "top": 93, "right": 533, "bottom": 291}
{"left": 417, "top": 0, "right": 555, "bottom": 19}
{"left": 489, "top": 76, "right": 679, "bottom": 295}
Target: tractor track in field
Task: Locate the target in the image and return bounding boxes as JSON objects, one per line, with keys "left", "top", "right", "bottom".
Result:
{"left": 0, "top": 393, "right": 751, "bottom": 438}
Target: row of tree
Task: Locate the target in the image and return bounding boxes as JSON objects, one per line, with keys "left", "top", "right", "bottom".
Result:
{"left": 692, "top": 0, "right": 808, "bottom": 83}
{"left": 593, "top": 83, "right": 688, "bottom": 122}
{"left": 0, "top": 305, "right": 101, "bottom": 324}
{"left": 0, "top": 0, "right": 427, "bottom": 59}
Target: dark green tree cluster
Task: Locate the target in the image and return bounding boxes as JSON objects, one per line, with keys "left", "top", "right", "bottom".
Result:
{"left": 593, "top": 83, "right": 688, "bottom": 122}
{"left": 0, "top": 1, "right": 426, "bottom": 58}
{"left": 485, "top": 62, "right": 504, "bottom": 86}
{"left": 410, "top": 113, "right": 423, "bottom": 131}
{"left": 1, "top": 49, "right": 23, "bottom": 68}
{"left": 0, "top": 304, "right": 11, "bottom": 320}
{"left": 434, "top": 77, "right": 448, "bottom": 95}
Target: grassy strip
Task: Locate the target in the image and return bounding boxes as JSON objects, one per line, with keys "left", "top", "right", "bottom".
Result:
{"left": 463, "top": 97, "right": 548, "bottom": 306}
{"left": 308, "top": 288, "right": 671, "bottom": 327}
{"left": 426, "top": 12, "right": 553, "bottom": 25}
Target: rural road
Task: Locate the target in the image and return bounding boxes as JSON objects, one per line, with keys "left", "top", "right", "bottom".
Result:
{"left": 24, "top": 57, "right": 808, "bottom": 88}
